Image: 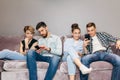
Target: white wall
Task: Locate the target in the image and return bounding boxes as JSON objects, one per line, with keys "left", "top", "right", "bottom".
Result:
{"left": 0, "top": 0, "right": 120, "bottom": 37}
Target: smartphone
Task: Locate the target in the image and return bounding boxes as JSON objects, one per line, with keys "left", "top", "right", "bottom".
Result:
{"left": 35, "top": 45, "right": 40, "bottom": 50}
{"left": 84, "top": 34, "right": 90, "bottom": 40}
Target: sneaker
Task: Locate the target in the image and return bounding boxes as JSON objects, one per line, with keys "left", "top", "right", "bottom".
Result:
{"left": 79, "top": 64, "right": 92, "bottom": 74}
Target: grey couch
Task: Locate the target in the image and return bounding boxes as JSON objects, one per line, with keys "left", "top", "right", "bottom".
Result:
{"left": 0, "top": 35, "right": 115, "bottom": 80}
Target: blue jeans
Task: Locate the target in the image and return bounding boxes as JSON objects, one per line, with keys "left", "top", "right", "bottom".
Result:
{"left": 27, "top": 50, "right": 61, "bottom": 80}
{"left": 0, "top": 49, "right": 26, "bottom": 60}
{"left": 80, "top": 51, "right": 120, "bottom": 80}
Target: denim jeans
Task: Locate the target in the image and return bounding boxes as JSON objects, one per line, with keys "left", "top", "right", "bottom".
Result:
{"left": 0, "top": 49, "right": 26, "bottom": 60}
{"left": 80, "top": 51, "right": 120, "bottom": 80}
{"left": 27, "top": 50, "right": 61, "bottom": 80}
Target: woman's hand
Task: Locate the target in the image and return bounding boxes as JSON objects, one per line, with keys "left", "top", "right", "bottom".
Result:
{"left": 24, "top": 38, "right": 29, "bottom": 44}
{"left": 78, "top": 52, "right": 83, "bottom": 57}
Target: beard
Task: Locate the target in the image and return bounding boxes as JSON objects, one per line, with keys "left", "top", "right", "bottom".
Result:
{"left": 42, "top": 31, "right": 48, "bottom": 38}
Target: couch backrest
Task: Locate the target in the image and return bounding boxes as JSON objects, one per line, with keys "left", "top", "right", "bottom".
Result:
{"left": 1, "top": 35, "right": 119, "bottom": 57}
{"left": 0, "top": 35, "right": 24, "bottom": 51}
{"left": 0, "top": 35, "right": 65, "bottom": 55}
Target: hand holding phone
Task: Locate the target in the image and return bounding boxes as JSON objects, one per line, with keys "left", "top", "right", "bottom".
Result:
{"left": 35, "top": 45, "right": 40, "bottom": 50}
{"left": 39, "top": 45, "right": 50, "bottom": 52}
{"left": 84, "top": 34, "right": 90, "bottom": 40}
{"left": 39, "top": 45, "right": 45, "bottom": 49}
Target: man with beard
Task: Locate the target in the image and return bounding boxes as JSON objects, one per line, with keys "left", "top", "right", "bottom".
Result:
{"left": 27, "top": 22, "right": 62, "bottom": 80}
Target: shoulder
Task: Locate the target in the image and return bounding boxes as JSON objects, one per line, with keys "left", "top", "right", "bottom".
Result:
{"left": 50, "top": 34, "right": 61, "bottom": 40}
{"left": 32, "top": 38, "right": 38, "bottom": 42}
{"left": 65, "top": 38, "right": 73, "bottom": 41}
{"left": 51, "top": 34, "right": 59, "bottom": 38}
{"left": 20, "top": 40, "right": 24, "bottom": 46}
{"left": 31, "top": 39, "right": 38, "bottom": 44}
{"left": 64, "top": 38, "right": 73, "bottom": 46}
{"left": 97, "top": 32, "right": 109, "bottom": 35}
{"left": 64, "top": 38, "right": 74, "bottom": 44}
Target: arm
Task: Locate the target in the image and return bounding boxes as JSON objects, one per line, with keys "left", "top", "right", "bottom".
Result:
{"left": 103, "top": 32, "right": 118, "bottom": 43}
{"left": 19, "top": 38, "right": 29, "bottom": 55}
{"left": 82, "top": 39, "right": 91, "bottom": 54}
{"left": 19, "top": 42, "right": 26, "bottom": 55}
{"left": 83, "top": 44, "right": 88, "bottom": 54}
{"left": 30, "top": 42, "right": 38, "bottom": 50}
{"left": 39, "top": 37, "right": 62, "bottom": 56}
{"left": 19, "top": 40, "right": 38, "bottom": 55}
{"left": 31, "top": 42, "right": 43, "bottom": 54}
{"left": 25, "top": 38, "right": 29, "bottom": 50}
{"left": 50, "top": 37, "right": 62, "bottom": 56}
{"left": 64, "top": 39, "right": 78, "bottom": 56}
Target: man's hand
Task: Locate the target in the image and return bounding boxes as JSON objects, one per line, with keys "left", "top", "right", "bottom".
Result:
{"left": 83, "top": 39, "right": 90, "bottom": 47}
{"left": 83, "top": 39, "right": 90, "bottom": 54}
{"left": 116, "top": 40, "right": 120, "bottom": 49}
{"left": 39, "top": 45, "right": 51, "bottom": 52}
{"left": 36, "top": 49, "right": 43, "bottom": 54}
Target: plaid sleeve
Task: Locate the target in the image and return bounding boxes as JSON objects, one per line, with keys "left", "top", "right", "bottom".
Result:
{"left": 102, "top": 32, "right": 117, "bottom": 43}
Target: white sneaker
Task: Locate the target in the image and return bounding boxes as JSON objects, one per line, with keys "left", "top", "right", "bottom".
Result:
{"left": 79, "top": 64, "right": 92, "bottom": 74}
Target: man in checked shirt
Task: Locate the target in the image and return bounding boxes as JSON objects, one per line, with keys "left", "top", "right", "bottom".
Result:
{"left": 80, "top": 22, "right": 120, "bottom": 80}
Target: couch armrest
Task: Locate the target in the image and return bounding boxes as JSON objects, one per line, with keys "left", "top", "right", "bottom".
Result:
{"left": 110, "top": 44, "right": 120, "bottom": 56}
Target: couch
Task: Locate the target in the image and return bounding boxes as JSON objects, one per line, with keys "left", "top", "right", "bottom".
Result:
{"left": 0, "top": 35, "right": 115, "bottom": 80}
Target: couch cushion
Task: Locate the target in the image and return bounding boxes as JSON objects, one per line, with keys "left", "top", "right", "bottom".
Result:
{"left": 1, "top": 69, "right": 71, "bottom": 80}
{"left": 3, "top": 60, "right": 49, "bottom": 71}
{"left": 59, "top": 61, "right": 112, "bottom": 74}
{"left": 59, "top": 62, "right": 80, "bottom": 74}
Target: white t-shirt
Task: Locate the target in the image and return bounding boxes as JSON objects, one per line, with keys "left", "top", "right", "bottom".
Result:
{"left": 92, "top": 35, "right": 106, "bottom": 53}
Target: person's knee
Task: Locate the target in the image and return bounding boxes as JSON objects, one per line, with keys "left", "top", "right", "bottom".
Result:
{"left": 51, "top": 55, "right": 61, "bottom": 65}
{"left": 81, "top": 56, "right": 89, "bottom": 65}
{"left": 81, "top": 57, "right": 85, "bottom": 62}
{"left": 27, "top": 50, "right": 36, "bottom": 57}
{"left": 107, "top": 54, "right": 120, "bottom": 66}
{"left": 53, "top": 55, "right": 61, "bottom": 60}
{"left": 2, "top": 49, "right": 10, "bottom": 53}
{"left": 67, "top": 56, "right": 72, "bottom": 62}
{"left": 115, "top": 56, "right": 120, "bottom": 66}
